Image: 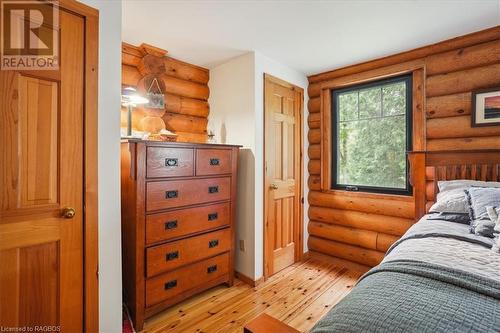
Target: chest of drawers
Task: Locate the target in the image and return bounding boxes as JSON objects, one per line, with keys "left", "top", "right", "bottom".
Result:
{"left": 121, "top": 140, "right": 239, "bottom": 331}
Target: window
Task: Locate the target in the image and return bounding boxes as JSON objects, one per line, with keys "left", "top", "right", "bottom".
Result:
{"left": 331, "top": 74, "right": 412, "bottom": 195}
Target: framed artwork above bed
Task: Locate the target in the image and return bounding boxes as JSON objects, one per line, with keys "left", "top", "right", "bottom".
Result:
{"left": 471, "top": 87, "right": 500, "bottom": 127}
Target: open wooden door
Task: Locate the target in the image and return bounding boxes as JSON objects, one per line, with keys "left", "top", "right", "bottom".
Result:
{"left": 0, "top": 1, "right": 98, "bottom": 331}
{"left": 264, "top": 74, "right": 304, "bottom": 278}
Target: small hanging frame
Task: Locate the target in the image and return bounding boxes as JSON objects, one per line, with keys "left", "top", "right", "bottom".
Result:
{"left": 146, "top": 77, "right": 165, "bottom": 109}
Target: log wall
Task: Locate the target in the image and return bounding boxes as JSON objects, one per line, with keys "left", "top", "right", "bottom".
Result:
{"left": 121, "top": 42, "right": 210, "bottom": 143}
{"left": 306, "top": 26, "right": 500, "bottom": 266}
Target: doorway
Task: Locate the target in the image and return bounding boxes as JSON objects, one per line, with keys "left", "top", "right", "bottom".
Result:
{"left": 263, "top": 74, "right": 304, "bottom": 278}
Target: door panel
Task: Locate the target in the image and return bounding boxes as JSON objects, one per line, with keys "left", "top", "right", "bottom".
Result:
{"left": 264, "top": 75, "right": 303, "bottom": 277}
{"left": 0, "top": 9, "right": 84, "bottom": 332}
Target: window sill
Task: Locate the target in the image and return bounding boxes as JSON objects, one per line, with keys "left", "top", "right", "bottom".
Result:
{"left": 321, "top": 188, "right": 414, "bottom": 202}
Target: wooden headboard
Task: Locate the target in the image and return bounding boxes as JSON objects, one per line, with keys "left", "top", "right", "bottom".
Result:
{"left": 408, "top": 150, "right": 500, "bottom": 220}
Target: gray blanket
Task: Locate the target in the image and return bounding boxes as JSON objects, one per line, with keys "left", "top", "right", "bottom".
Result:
{"left": 311, "top": 216, "right": 500, "bottom": 333}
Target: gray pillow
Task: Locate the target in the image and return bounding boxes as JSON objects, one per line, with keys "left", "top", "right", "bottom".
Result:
{"left": 465, "top": 187, "right": 500, "bottom": 238}
{"left": 427, "top": 212, "right": 470, "bottom": 225}
{"left": 430, "top": 180, "right": 500, "bottom": 215}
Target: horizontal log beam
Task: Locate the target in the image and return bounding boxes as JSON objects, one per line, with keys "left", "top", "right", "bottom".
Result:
{"left": 308, "top": 206, "right": 413, "bottom": 236}
{"left": 162, "top": 113, "right": 208, "bottom": 134}
{"left": 308, "top": 26, "right": 500, "bottom": 83}
{"left": 308, "top": 176, "right": 321, "bottom": 191}
{"left": 308, "top": 191, "right": 414, "bottom": 219}
{"left": 308, "top": 129, "right": 321, "bottom": 144}
{"left": 426, "top": 92, "right": 471, "bottom": 119}
{"left": 426, "top": 63, "right": 500, "bottom": 97}
{"left": 308, "top": 83, "right": 320, "bottom": 98}
{"left": 427, "top": 115, "right": 500, "bottom": 139}
{"left": 376, "top": 233, "right": 399, "bottom": 252}
{"left": 425, "top": 39, "right": 500, "bottom": 76}
{"left": 160, "top": 75, "right": 210, "bottom": 101}
{"left": 308, "top": 144, "right": 320, "bottom": 159}
{"left": 123, "top": 65, "right": 210, "bottom": 101}
{"left": 308, "top": 160, "right": 321, "bottom": 175}
{"left": 427, "top": 136, "right": 500, "bottom": 151}
{"left": 308, "top": 236, "right": 384, "bottom": 267}
{"left": 122, "top": 64, "right": 142, "bottom": 86}
{"left": 308, "top": 97, "right": 320, "bottom": 113}
{"left": 164, "top": 93, "right": 209, "bottom": 118}
{"left": 308, "top": 221, "right": 398, "bottom": 252}
{"left": 308, "top": 221, "right": 378, "bottom": 250}
{"left": 122, "top": 42, "right": 209, "bottom": 84}
{"left": 308, "top": 112, "right": 320, "bottom": 129}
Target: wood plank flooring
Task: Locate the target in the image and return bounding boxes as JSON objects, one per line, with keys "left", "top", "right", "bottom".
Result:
{"left": 140, "top": 257, "right": 363, "bottom": 333}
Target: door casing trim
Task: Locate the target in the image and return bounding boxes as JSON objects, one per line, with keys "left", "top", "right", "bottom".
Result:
{"left": 58, "top": 1, "right": 99, "bottom": 331}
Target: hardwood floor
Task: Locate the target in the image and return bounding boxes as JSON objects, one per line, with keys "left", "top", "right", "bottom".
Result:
{"left": 140, "top": 257, "right": 364, "bottom": 333}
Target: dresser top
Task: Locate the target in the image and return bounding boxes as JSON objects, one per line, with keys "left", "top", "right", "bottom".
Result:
{"left": 121, "top": 139, "right": 242, "bottom": 148}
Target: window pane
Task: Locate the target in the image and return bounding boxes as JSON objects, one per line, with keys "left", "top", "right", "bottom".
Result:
{"left": 338, "top": 91, "right": 358, "bottom": 121}
{"left": 382, "top": 82, "right": 406, "bottom": 116}
{"left": 337, "top": 116, "right": 407, "bottom": 189}
{"left": 334, "top": 76, "right": 410, "bottom": 192}
{"left": 359, "top": 87, "right": 381, "bottom": 119}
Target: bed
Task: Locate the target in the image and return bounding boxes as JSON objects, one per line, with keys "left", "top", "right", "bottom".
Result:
{"left": 311, "top": 150, "right": 500, "bottom": 333}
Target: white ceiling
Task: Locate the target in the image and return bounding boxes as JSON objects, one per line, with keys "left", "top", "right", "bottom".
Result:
{"left": 122, "top": 0, "right": 500, "bottom": 76}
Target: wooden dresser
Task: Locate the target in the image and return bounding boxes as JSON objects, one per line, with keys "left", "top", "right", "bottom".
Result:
{"left": 121, "top": 140, "right": 240, "bottom": 330}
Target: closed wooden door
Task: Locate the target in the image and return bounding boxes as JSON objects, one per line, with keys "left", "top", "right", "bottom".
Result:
{"left": 264, "top": 74, "right": 303, "bottom": 277}
{"left": 0, "top": 8, "right": 85, "bottom": 332}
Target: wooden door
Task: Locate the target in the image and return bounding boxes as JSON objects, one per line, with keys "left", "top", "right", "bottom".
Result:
{"left": 0, "top": 8, "right": 85, "bottom": 332}
{"left": 264, "top": 74, "right": 303, "bottom": 277}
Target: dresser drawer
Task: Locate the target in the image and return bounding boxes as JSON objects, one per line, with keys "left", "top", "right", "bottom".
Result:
{"left": 146, "top": 228, "right": 231, "bottom": 277}
{"left": 146, "top": 252, "right": 229, "bottom": 307}
{"left": 146, "top": 203, "right": 230, "bottom": 245}
{"left": 146, "top": 177, "right": 231, "bottom": 211}
{"left": 196, "top": 148, "right": 232, "bottom": 176}
{"left": 147, "top": 147, "right": 194, "bottom": 178}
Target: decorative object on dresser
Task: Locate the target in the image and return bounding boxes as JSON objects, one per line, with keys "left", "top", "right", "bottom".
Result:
{"left": 121, "top": 140, "right": 240, "bottom": 331}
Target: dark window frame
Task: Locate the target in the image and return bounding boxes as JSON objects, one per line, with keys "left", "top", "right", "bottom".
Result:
{"left": 331, "top": 73, "right": 413, "bottom": 195}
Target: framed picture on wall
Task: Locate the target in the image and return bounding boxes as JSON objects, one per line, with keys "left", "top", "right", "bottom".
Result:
{"left": 472, "top": 87, "right": 500, "bottom": 127}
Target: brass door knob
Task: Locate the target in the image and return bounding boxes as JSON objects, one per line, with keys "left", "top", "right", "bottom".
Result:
{"left": 270, "top": 184, "right": 278, "bottom": 190}
{"left": 62, "top": 207, "right": 76, "bottom": 219}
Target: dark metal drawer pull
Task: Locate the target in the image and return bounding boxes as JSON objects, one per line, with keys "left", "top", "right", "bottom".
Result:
{"left": 165, "top": 158, "right": 179, "bottom": 167}
{"left": 166, "top": 251, "right": 179, "bottom": 261}
{"left": 208, "top": 239, "right": 219, "bottom": 248}
{"left": 164, "top": 220, "right": 178, "bottom": 230}
{"left": 165, "top": 190, "right": 178, "bottom": 199}
{"left": 207, "top": 265, "right": 217, "bottom": 273}
{"left": 164, "top": 280, "right": 177, "bottom": 290}
{"left": 208, "top": 213, "right": 218, "bottom": 221}
{"left": 208, "top": 186, "right": 219, "bottom": 194}
{"left": 210, "top": 158, "right": 220, "bottom": 166}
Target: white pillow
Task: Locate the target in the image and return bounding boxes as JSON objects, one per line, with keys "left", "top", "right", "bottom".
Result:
{"left": 486, "top": 206, "right": 500, "bottom": 232}
{"left": 429, "top": 180, "right": 500, "bottom": 214}
{"left": 438, "top": 180, "right": 500, "bottom": 193}
{"left": 430, "top": 188, "right": 470, "bottom": 214}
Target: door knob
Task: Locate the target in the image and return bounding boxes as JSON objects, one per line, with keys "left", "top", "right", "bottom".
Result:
{"left": 61, "top": 207, "right": 76, "bottom": 219}
{"left": 270, "top": 184, "right": 278, "bottom": 190}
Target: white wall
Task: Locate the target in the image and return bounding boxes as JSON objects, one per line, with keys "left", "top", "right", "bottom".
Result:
{"left": 209, "top": 53, "right": 257, "bottom": 277}
{"left": 79, "top": 1, "right": 123, "bottom": 332}
{"left": 209, "top": 51, "right": 308, "bottom": 280}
